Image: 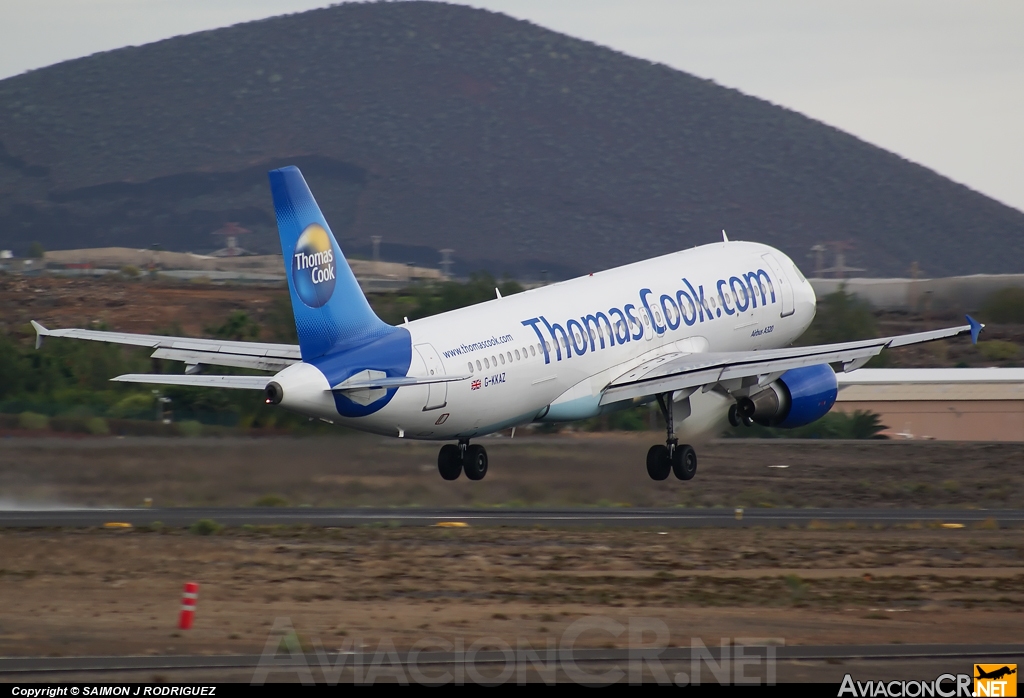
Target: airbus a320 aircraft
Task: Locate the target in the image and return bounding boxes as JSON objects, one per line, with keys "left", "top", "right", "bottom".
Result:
{"left": 31, "top": 167, "right": 983, "bottom": 482}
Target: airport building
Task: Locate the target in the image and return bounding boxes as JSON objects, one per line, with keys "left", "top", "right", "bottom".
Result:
{"left": 835, "top": 368, "right": 1024, "bottom": 441}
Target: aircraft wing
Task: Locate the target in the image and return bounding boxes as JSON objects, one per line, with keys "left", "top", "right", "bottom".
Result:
{"left": 599, "top": 317, "right": 981, "bottom": 406}
{"left": 31, "top": 321, "right": 301, "bottom": 372}
{"left": 111, "top": 374, "right": 271, "bottom": 390}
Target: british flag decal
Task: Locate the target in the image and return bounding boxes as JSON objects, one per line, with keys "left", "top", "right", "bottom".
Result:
{"left": 471, "top": 379, "right": 482, "bottom": 390}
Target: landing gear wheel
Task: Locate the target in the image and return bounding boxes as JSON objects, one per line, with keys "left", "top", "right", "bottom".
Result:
{"left": 646, "top": 445, "right": 671, "bottom": 481}
{"left": 672, "top": 444, "right": 697, "bottom": 481}
{"left": 464, "top": 444, "right": 488, "bottom": 481}
{"left": 728, "top": 403, "right": 740, "bottom": 427}
{"left": 437, "top": 444, "right": 463, "bottom": 481}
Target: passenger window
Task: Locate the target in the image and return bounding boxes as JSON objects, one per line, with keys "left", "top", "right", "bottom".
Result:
{"left": 710, "top": 296, "right": 717, "bottom": 308}
{"left": 500, "top": 354, "right": 505, "bottom": 365}
{"left": 515, "top": 349, "right": 521, "bottom": 360}
{"left": 476, "top": 360, "right": 482, "bottom": 371}
{"left": 655, "top": 311, "right": 662, "bottom": 324}
{"left": 492, "top": 355, "right": 497, "bottom": 366}
{"left": 530, "top": 345, "right": 536, "bottom": 357}
{"left": 484, "top": 358, "right": 490, "bottom": 369}
{"left": 643, "top": 315, "right": 649, "bottom": 326}
{"left": 468, "top": 362, "right": 474, "bottom": 374}
{"left": 507, "top": 351, "right": 513, "bottom": 363}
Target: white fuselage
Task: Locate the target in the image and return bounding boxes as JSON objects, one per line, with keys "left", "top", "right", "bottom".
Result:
{"left": 274, "top": 241, "right": 817, "bottom": 440}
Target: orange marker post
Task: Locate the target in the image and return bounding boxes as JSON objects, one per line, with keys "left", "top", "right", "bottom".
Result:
{"left": 178, "top": 582, "right": 199, "bottom": 630}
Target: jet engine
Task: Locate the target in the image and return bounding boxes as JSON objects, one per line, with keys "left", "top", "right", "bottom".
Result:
{"left": 732, "top": 364, "right": 838, "bottom": 429}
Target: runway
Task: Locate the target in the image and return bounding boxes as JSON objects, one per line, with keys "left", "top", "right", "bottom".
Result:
{"left": 2, "top": 644, "right": 1021, "bottom": 675}
{"left": 0, "top": 507, "right": 1021, "bottom": 528}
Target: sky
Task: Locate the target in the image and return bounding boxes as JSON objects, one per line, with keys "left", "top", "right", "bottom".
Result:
{"left": 1, "top": 0, "right": 1021, "bottom": 212}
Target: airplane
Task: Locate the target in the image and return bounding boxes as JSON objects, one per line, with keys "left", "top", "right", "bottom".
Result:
{"left": 975, "top": 666, "right": 1016, "bottom": 681}
{"left": 30, "top": 166, "right": 984, "bottom": 482}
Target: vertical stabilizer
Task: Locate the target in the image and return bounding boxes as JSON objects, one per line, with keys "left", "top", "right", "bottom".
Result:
{"left": 269, "top": 166, "right": 392, "bottom": 359}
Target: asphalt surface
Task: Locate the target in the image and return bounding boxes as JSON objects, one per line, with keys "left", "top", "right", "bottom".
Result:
{"left": 1, "top": 644, "right": 1021, "bottom": 675}
{"left": 0, "top": 507, "right": 1021, "bottom": 528}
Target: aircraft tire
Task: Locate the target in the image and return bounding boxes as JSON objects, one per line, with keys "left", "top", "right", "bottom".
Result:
{"left": 672, "top": 444, "right": 697, "bottom": 481}
{"left": 646, "top": 445, "right": 671, "bottom": 481}
{"left": 438, "top": 444, "right": 463, "bottom": 481}
{"left": 464, "top": 444, "right": 489, "bottom": 481}
{"left": 728, "top": 404, "right": 740, "bottom": 427}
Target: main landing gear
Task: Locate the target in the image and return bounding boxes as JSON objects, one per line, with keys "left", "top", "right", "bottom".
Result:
{"left": 437, "top": 440, "right": 488, "bottom": 481}
{"left": 646, "top": 392, "right": 697, "bottom": 482}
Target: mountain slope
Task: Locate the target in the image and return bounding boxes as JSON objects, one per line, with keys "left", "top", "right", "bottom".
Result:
{"left": 0, "top": 1, "right": 1021, "bottom": 277}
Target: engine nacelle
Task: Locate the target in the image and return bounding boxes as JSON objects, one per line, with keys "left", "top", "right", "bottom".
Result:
{"left": 738, "top": 363, "right": 838, "bottom": 428}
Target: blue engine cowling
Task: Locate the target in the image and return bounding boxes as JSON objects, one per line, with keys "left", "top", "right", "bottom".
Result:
{"left": 773, "top": 364, "right": 838, "bottom": 428}
{"left": 743, "top": 363, "right": 838, "bottom": 428}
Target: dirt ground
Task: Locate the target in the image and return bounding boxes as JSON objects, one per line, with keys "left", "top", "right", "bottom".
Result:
{"left": 0, "top": 521, "right": 1019, "bottom": 659}
{"left": 0, "top": 525, "right": 1021, "bottom": 661}
{"left": 0, "top": 434, "right": 1020, "bottom": 509}
{"left": 0, "top": 274, "right": 286, "bottom": 339}
{"left": 1, "top": 436, "right": 1022, "bottom": 682}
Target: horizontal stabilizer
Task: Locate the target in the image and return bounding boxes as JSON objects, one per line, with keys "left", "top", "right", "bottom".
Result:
{"left": 30, "top": 321, "right": 300, "bottom": 360}
{"left": 111, "top": 374, "right": 271, "bottom": 390}
{"left": 332, "top": 374, "right": 471, "bottom": 391}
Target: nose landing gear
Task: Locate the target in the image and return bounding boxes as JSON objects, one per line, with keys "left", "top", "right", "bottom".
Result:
{"left": 646, "top": 392, "right": 698, "bottom": 482}
{"left": 437, "top": 440, "right": 488, "bottom": 481}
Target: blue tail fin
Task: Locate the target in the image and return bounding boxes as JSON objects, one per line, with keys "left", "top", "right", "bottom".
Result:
{"left": 269, "top": 166, "right": 392, "bottom": 359}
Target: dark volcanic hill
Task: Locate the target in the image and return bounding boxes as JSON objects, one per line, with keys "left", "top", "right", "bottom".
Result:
{"left": 0, "top": 1, "right": 1022, "bottom": 278}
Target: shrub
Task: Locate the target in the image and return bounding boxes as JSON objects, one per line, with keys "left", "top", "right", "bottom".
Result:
{"left": 206, "top": 311, "right": 260, "bottom": 341}
{"left": 18, "top": 411, "right": 49, "bottom": 430}
{"left": 798, "top": 287, "right": 877, "bottom": 344}
{"left": 254, "top": 494, "right": 289, "bottom": 507}
{"left": 606, "top": 407, "right": 648, "bottom": 431}
{"left": 189, "top": 519, "right": 222, "bottom": 535}
{"left": 85, "top": 417, "right": 109, "bottom": 435}
{"left": 176, "top": 420, "right": 203, "bottom": 437}
{"left": 109, "top": 393, "right": 155, "bottom": 420}
{"left": 978, "top": 340, "right": 1020, "bottom": 361}
{"left": 980, "top": 287, "right": 1024, "bottom": 324}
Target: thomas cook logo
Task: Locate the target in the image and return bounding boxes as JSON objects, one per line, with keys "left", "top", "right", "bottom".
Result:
{"left": 292, "top": 223, "right": 337, "bottom": 308}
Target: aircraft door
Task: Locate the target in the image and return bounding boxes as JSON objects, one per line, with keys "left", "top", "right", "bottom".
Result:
{"left": 414, "top": 343, "right": 447, "bottom": 411}
{"left": 761, "top": 253, "right": 795, "bottom": 318}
